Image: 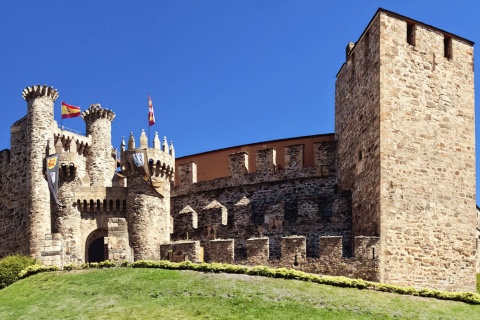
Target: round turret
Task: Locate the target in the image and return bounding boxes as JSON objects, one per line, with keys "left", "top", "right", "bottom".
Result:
{"left": 23, "top": 84, "right": 59, "bottom": 259}
{"left": 82, "top": 104, "right": 116, "bottom": 187}
{"left": 121, "top": 130, "right": 175, "bottom": 260}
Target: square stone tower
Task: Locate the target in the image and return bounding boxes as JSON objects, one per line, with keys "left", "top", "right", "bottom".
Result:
{"left": 335, "top": 9, "right": 476, "bottom": 291}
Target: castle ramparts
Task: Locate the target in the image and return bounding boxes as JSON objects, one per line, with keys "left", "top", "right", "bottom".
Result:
{"left": 0, "top": 8, "right": 477, "bottom": 292}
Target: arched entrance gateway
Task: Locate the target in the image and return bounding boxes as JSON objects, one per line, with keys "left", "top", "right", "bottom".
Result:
{"left": 85, "top": 229, "right": 108, "bottom": 263}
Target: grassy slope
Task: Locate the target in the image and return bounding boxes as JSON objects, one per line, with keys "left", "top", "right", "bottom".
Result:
{"left": 0, "top": 268, "right": 478, "bottom": 320}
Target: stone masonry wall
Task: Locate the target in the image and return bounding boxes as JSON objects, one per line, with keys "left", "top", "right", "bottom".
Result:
{"left": 24, "top": 86, "right": 58, "bottom": 259}
{"left": 0, "top": 118, "right": 30, "bottom": 256}
{"left": 83, "top": 104, "right": 116, "bottom": 187}
{"left": 160, "top": 241, "right": 202, "bottom": 262}
{"left": 335, "top": 14, "right": 381, "bottom": 238}
{"left": 172, "top": 142, "right": 353, "bottom": 264}
{"left": 378, "top": 12, "right": 476, "bottom": 291}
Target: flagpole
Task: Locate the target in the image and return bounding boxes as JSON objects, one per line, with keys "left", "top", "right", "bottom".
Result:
{"left": 60, "top": 101, "right": 63, "bottom": 131}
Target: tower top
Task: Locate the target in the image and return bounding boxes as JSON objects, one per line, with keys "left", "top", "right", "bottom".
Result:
{"left": 22, "top": 84, "right": 59, "bottom": 102}
{"left": 81, "top": 104, "right": 116, "bottom": 122}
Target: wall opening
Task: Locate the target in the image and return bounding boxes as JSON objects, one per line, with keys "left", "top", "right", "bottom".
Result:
{"left": 358, "top": 149, "right": 363, "bottom": 161}
{"left": 363, "top": 31, "right": 370, "bottom": 60}
{"left": 85, "top": 229, "right": 108, "bottom": 263}
{"left": 88, "top": 237, "right": 107, "bottom": 263}
{"left": 406, "top": 22, "right": 415, "bottom": 46}
{"left": 444, "top": 35, "right": 453, "bottom": 60}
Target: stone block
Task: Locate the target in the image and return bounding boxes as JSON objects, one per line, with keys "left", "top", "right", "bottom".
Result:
{"left": 209, "top": 239, "right": 234, "bottom": 263}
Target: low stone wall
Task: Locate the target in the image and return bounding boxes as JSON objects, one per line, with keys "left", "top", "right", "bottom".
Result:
{"left": 209, "top": 239, "right": 234, "bottom": 263}
{"left": 246, "top": 237, "right": 269, "bottom": 265}
{"left": 160, "top": 241, "right": 203, "bottom": 263}
{"left": 161, "top": 235, "right": 379, "bottom": 282}
{"left": 280, "top": 236, "right": 306, "bottom": 267}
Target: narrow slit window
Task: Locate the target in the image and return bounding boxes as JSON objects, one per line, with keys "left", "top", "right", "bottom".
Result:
{"left": 444, "top": 36, "right": 453, "bottom": 60}
{"left": 364, "top": 31, "right": 370, "bottom": 60}
{"left": 407, "top": 22, "right": 415, "bottom": 46}
{"left": 358, "top": 149, "right": 363, "bottom": 161}
{"left": 350, "top": 52, "right": 355, "bottom": 78}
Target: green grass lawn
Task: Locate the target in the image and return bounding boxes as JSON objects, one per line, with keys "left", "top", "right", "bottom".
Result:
{"left": 0, "top": 268, "right": 478, "bottom": 320}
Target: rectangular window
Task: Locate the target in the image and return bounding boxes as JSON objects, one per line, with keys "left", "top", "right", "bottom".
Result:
{"left": 358, "top": 149, "right": 363, "bottom": 161}
{"left": 407, "top": 22, "right": 415, "bottom": 46}
{"left": 364, "top": 31, "right": 370, "bottom": 60}
{"left": 444, "top": 36, "right": 453, "bottom": 60}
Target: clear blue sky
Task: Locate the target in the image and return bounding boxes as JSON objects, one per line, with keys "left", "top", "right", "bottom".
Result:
{"left": 1, "top": 1, "right": 479, "bottom": 192}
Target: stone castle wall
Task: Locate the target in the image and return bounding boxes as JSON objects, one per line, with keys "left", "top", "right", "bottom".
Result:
{"left": 335, "top": 10, "right": 476, "bottom": 292}
{"left": 335, "top": 14, "right": 381, "bottom": 238}
{"left": 377, "top": 11, "right": 476, "bottom": 292}
{"left": 0, "top": 9, "right": 476, "bottom": 293}
{"left": 122, "top": 132, "right": 175, "bottom": 261}
{"left": 0, "top": 118, "right": 30, "bottom": 256}
{"left": 171, "top": 142, "right": 357, "bottom": 263}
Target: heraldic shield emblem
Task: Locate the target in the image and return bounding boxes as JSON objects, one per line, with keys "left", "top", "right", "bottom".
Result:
{"left": 131, "top": 150, "right": 165, "bottom": 197}
{"left": 132, "top": 152, "right": 145, "bottom": 167}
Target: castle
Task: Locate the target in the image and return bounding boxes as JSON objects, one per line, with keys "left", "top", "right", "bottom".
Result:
{"left": 0, "top": 9, "right": 476, "bottom": 292}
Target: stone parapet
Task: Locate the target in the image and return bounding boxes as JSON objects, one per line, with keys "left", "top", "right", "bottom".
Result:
{"left": 354, "top": 236, "right": 379, "bottom": 260}
{"left": 173, "top": 166, "right": 335, "bottom": 197}
{"left": 75, "top": 186, "right": 128, "bottom": 214}
{"left": 53, "top": 130, "right": 92, "bottom": 156}
{"left": 121, "top": 145, "right": 175, "bottom": 180}
{"left": 174, "top": 142, "right": 336, "bottom": 195}
{"left": 284, "top": 144, "right": 304, "bottom": 171}
{"left": 160, "top": 241, "right": 203, "bottom": 263}
{"left": 209, "top": 239, "right": 234, "bottom": 263}
{"left": 280, "top": 236, "right": 306, "bottom": 267}
{"left": 319, "top": 236, "right": 343, "bottom": 257}
{"left": 22, "top": 84, "right": 59, "bottom": 102}
{"left": 256, "top": 148, "right": 276, "bottom": 173}
{"left": 81, "top": 104, "right": 115, "bottom": 122}
{"left": 177, "top": 162, "right": 197, "bottom": 186}
{"left": 246, "top": 237, "right": 269, "bottom": 265}
{"left": 229, "top": 152, "right": 249, "bottom": 180}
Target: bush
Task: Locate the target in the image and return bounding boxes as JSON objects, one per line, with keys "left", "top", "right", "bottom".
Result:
{"left": 18, "top": 264, "right": 59, "bottom": 279}
{"left": 0, "top": 254, "right": 37, "bottom": 289}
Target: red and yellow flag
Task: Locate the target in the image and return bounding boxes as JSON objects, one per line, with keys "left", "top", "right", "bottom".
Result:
{"left": 148, "top": 94, "right": 155, "bottom": 126}
{"left": 61, "top": 101, "right": 81, "bottom": 119}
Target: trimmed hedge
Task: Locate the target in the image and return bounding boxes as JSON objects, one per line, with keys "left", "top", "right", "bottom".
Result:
{"left": 19, "top": 265, "right": 60, "bottom": 279}
{"left": 0, "top": 254, "right": 37, "bottom": 289}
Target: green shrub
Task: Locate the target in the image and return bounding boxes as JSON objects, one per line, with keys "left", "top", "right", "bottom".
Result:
{"left": 0, "top": 254, "right": 37, "bottom": 289}
{"left": 18, "top": 264, "right": 59, "bottom": 279}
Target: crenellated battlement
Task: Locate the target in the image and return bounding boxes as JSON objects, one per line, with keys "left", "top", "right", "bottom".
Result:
{"left": 175, "top": 141, "right": 336, "bottom": 191}
{"left": 160, "top": 235, "right": 379, "bottom": 280}
{"left": 81, "top": 104, "right": 116, "bottom": 122}
{"left": 22, "top": 84, "right": 59, "bottom": 102}
{"left": 74, "top": 186, "right": 128, "bottom": 214}
{"left": 121, "top": 131, "right": 175, "bottom": 179}
{"left": 0, "top": 9, "right": 474, "bottom": 291}
{"left": 53, "top": 131, "right": 92, "bottom": 156}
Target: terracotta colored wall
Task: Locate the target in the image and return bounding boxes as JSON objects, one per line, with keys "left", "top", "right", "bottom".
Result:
{"left": 175, "top": 134, "right": 335, "bottom": 183}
